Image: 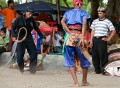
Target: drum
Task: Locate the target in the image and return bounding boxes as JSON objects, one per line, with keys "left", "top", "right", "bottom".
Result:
{"left": 104, "top": 60, "right": 120, "bottom": 76}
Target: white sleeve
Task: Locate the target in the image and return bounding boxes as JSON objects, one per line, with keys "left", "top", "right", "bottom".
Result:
{"left": 56, "top": 34, "right": 62, "bottom": 40}
{"left": 46, "top": 35, "right": 51, "bottom": 42}
{"left": 108, "top": 21, "right": 115, "bottom": 31}
{"left": 90, "top": 21, "right": 95, "bottom": 30}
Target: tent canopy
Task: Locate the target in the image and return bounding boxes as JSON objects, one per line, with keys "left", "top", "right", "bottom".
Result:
{"left": 13, "top": 1, "right": 69, "bottom": 13}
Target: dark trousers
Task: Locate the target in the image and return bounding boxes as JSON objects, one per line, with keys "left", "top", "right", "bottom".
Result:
{"left": 92, "top": 37, "right": 108, "bottom": 73}
{"left": 0, "top": 46, "right": 6, "bottom": 54}
{"left": 16, "top": 37, "right": 37, "bottom": 70}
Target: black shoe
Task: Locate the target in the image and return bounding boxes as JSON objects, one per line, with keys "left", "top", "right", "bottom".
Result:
{"left": 20, "top": 69, "right": 24, "bottom": 73}
{"left": 95, "top": 71, "right": 101, "bottom": 74}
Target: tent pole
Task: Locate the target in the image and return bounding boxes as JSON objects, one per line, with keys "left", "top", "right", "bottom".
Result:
{"left": 56, "top": 0, "right": 60, "bottom": 24}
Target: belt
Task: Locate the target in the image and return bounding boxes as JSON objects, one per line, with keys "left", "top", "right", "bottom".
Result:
{"left": 94, "top": 36, "right": 107, "bottom": 39}
{"left": 69, "top": 28, "right": 82, "bottom": 32}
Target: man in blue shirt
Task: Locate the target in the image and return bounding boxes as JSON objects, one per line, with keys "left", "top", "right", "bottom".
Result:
{"left": 61, "top": 0, "right": 90, "bottom": 86}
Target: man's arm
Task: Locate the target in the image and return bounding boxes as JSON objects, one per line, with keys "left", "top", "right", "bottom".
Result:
{"left": 102, "top": 29, "right": 116, "bottom": 42}
{"left": 81, "top": 18, "right": 87, "bottom": 39}
{"left": 80, "top": 18, "right": 87, "bottom": 47}
{"left": 61, "top": 17, "right": 71, "bottom": 34}
{"left": 32, "top": 18, "right": 44, "bottom": 39}
{"left": 90, "top": 29, "right": 95, "bottom": 47}
{"left": 108, "top": 30, "right": 116, "bottom": 41}
{"left": 11, "top": 18, "right": 19, "bottom": 41}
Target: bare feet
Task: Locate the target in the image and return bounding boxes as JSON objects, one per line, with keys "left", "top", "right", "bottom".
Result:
{"left": 36, "top": 62, "right": 42, "bottom": 68}
{"left": 81, "top": 81, "right": 90, "bottom": 86}
{"left": 69, "top": 83, "right": 80, "bottom": 87}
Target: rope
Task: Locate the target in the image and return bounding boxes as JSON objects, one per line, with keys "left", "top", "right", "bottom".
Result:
{"left": 2, "top": 27, "right": 27, "bottom": 68}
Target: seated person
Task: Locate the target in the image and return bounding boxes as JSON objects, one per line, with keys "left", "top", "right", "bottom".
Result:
{"left": 0, "top": 27, "right": 9, "bottom": 54}
{"left": 36, "top": 36, "right": 46, "bottom": 56}
{"left": 43, "top": 33, "right": 52, "bottom": 54}
{"left": 53, "top": 27, "right": 64, "bottom": 53}
{"left": 37, "top": 19, "right": 49, "bottom": 27}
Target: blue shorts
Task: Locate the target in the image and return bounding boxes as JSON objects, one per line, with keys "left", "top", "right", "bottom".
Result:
{"left": 64, "top": 46, "right": 90, "bottom": 68}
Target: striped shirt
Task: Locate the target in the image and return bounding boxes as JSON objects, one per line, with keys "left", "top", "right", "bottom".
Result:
{"left": 90, "top": 18, "right": 115, "bottom": 37}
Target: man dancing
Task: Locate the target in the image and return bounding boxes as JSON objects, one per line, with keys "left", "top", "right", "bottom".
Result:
{"left": 11, "top": 8, "right": 44, "bottom": 73}
{"left": 61, "top": 0, "right": 90, "bottom": 86}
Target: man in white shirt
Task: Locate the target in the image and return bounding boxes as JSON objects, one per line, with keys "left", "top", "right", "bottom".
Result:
{"left": 90, "top": 7, "right": 116, "bottom": 75}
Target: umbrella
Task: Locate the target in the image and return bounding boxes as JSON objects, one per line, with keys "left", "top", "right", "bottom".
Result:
{"left": 14, "top": 1, "right": 69, "bottom": 13}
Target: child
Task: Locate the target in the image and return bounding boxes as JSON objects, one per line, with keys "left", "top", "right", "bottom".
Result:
{"left": 0, "top": 27, "right": 9, "bottom": 54}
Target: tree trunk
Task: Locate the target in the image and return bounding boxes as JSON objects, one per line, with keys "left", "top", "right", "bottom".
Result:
{"left": 91, "top": 0, "right": 99, "bottom": 21}
{"left": 56, "top": 0, "right": 60, "bottom": 24}
{"left": 106, "top": 0, "right": 116, "bottom": 21}
{"left": 106, "top": 0, "right": 120, "bottom": 22}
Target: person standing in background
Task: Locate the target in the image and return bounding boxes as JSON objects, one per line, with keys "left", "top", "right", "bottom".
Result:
{"left": 90, "top": 7, "right": 116, "bottom": 75}
{"left": 2, "top": 0, "right": 16, "bottom": 27}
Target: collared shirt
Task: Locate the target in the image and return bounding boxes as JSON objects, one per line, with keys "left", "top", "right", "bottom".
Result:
{"left": 90, "top": 18, "right": 115, "bottom": 37}
{"left": 63, "top": 8, "right": 90, "bottom": 25}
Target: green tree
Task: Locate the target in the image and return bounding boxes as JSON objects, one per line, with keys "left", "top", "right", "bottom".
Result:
{"left": 0, "top": 0, "right": 7, "bottom": 7}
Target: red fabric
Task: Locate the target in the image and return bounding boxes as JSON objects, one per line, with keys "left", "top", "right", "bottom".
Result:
{"left": 47, "top": 22, "right": 57, "bottom": 27}
{"left": 35, "top": 13, "right": 52, "bottom": 21}
{"left": 39, "top": 26, "right": 53, "bottom": 34}
{"left": 85, "top": 31, "right": 91, "bottom": 42}
{"left": 68, "top": 24, "right": 82, "bottom": 29}
{"left": 73, "top": 0, "right": 83, "bottom": 7}
{"left": 7, "top": 26, "right": 11, "bottom": 31}
{"left": 39, "top": 26, "right": 59, "bottom": 36}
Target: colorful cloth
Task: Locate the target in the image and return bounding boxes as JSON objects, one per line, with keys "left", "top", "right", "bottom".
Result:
{"left": 73, "top": 0, "right": 83, "bottom": 8}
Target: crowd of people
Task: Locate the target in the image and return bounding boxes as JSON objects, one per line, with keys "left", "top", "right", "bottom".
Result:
{"left": 0, "top": 0, "right": 65, "bottom": 71}
{"left": 0, "top": 0, "right": 118, "bottom": 87}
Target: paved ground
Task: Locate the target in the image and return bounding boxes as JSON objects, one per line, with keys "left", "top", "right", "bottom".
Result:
{"left": 0, "top": 68, "right": 120, "bottom": 88}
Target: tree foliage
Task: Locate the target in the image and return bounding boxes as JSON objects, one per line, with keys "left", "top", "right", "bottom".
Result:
{"left": 0, "top": 0, "right": 7, "bottom": 7}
